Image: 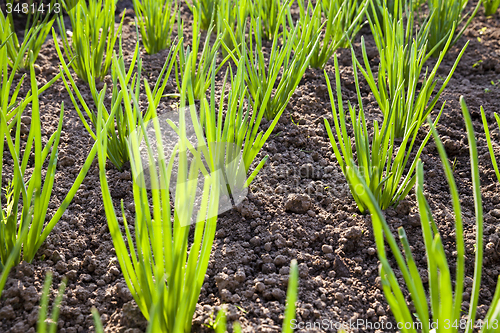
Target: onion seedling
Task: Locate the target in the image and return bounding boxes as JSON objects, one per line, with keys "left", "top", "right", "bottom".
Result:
{"left": 347, "top": 96, "right": 500, "bottom": 333}
{"left": 195, "top": 46, "right": 284, "bottom": 202}
{"left": 484, "top": 0, "right": 500, "bottom": 15}
{"left": 0, "top": 29, "right": 61, "bottom": 123}
{"left": 133, "top": 0, "right": 177, "bottom": 54}
{"left": 0, "top": 6, "right": 56, "bottom": 69}
{"left": 54, "top": 29, "right": 180, "bottom": 170}
{"left": 97, "top": 50, "right": 221, "bottom": 332}
{"left": 426, "top": 0, "right": 481, "bottom": 56}
{"left": 186, "top": 0, "right": 218, "bottom": 30}
{"left": 0, "top": 271, "right": 67, "bottom": 332}
{"left": 216, "top": 0, "right": 249, "bottom": 57}
{"left": 225, "top": 5, "right": 320, "bottom": 121}
{"left": 0, "top": 57, "right": 106, "bottom": 268}
{"left": 56, "top": 0, "right": 125, "bottom": 84}
{"left": 176, "top": 6, "right": 231, "bottom": 100}
{"left": 37, "top": 272, "right": 67, "bottom": 333}
{"left": 323, "top": 54, "right": 440, "bottom": 213}
{"left": 481, "top": 107, "right": 500, "bottom": 183}
{"left": 354, "top": 0, "right": 468, "bottom": 138}
{"left": 0, "top": 228, "right": 26, "bottom": 298}
{"left": 251, "top": 0, "right": 288, "bottom": 40}
{"left": 1, "top": 272, "right": 70, "bottom": 333}
{"left": 293, "top": 0, "right": 367, "bottom": 69}
{"left": 0, "top": 33, "right": 30, "bottom": 126}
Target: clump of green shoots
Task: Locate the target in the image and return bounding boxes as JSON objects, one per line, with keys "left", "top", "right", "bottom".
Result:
{"left": 195, "top": 46, "right": 286, "bottom": 201}
{"left": 252, "top": 0, "right": 289, "bottom": 40}
{"left": 96, "top": 49, "right": 222, "bottom": 332}
{"left": 317, "top": 0, "right": 368, "bottom": 49}
{"left": 481, "top": 106, "right": 500, "bottom": 183}
{"left": 187, "top": 0, "right": 219, "bottom": 30}
{"left": 323, "top": 54, "right": 439, "bottom": 213}
{"left": 292, "top": 0, "right": 367, "bottom": 69}
{"left": 176, "top": 6, "right": 231, "bottom": 100}
{"left": 0, "top": 27, "right": 61, "bottom": 125}
{"left": 217, "top": 0, "right": 249, "bottom": 57}
{"left": 348, "top": 96, "right": 500, "bottom": 333}
{"left": 55, "top": 30, "right": 180, "bottom": 171}
{"left": 426, "top": 0, "right": 481, "bottom": 56}
{"left": 37, "top": 273, "right": 67, "bottom": 332}
{"left": 57, "top": 0, "right": 125, "bottom": 84}
{"left": 0, "top": 33, "right": 29, "bottom": 126}
{"left": 0, "top": 7, "right": 56, "bottom": 69}
{"left": 0, "top": 56, "right": 100, "bottom": 271}
{"left": 226, "top": 4, "right": 320, "bottom": 121}
{"left": 484, "top": 0, "right": 500, "bottom": 16}
{"left": 355, "top": 0, "right": 468, "bottom": 138}
{"left": 133, "top": 0, "right": 177, "bottom": 54}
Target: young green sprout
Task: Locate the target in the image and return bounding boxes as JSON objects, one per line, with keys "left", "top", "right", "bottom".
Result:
{"left": 195, "top": 44, "right": 286, "bottom": 200}
{"left": 225, "top": 4, "right": 320, "bottom": 121}
{"left": 56, "top": 0, "right": 125, "bottom": 84}
{"left": 481, "top": 106, "right": 500, "bottom": 183}
{"left": 217, "top": 0, "right": 249, "bottom": 57}
{"left": 133, "top": 0, "right": 177, "bottom": 54}
{"left": 195, "top": 260, "right": 299, "bottom": 332}
{"left": 0, "top": 33, "right": 30, "bottom": 126}
{"left": 346, "top": 96, "right": 500, "bottom": 333}
{"left": 426, "top": 0, "right": 481, "bottom": 57}
{"left": 0, "top": 31, "right": 62, "bottom": 125}
{"left": 187, "top": 0, "right": 219, "bottom": 30}
{"left": 54, "top": 30, "right": 180, "bottom": 171}
{"left": 0, "top": 7, "right": 56, "bottom": 69}
{"left": 355, "top": 0, "right": 468, "bottom": 138}
{"left": 323, "top": 54, "right": 439, "bottom": 213}
{"left": 293, "top": 0, "right": 368, "bottom": 69}
{"left": 0, "top": 57, "right": 101, "bottom": 270}
{"left": 97, "top": 44, "right": 222, "bottom": 331}
{"left": 176, "top": 6, "right": 231, "bottom": 100}
{"left": 484, "top": 0, "right": 500, "bottom": 16}
{"left": 251, "top": 0, "right": 288, "bottom": 40}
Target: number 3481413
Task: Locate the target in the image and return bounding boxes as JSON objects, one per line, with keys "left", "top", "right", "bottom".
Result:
{"left": 5, "top": 2, "right": 60, "bottom": 14}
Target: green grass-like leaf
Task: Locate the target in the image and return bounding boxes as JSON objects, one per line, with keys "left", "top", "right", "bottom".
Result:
{"left": 426, "top": 0, "right": 481, "bottom": 57}
{"left": 57, "top": 0, "right": 124, "bottom": 84}
{"left": 481, "top": 106, "right": 500, "bottom": 183}
{"left": 294, "top": 0, "right": 368, "bottom": 69}
{"left": 134, "top": 0, "right": 177, "bottom": 54}
{"left": 0, "top": 4, "right": 56, "bottom": 69}
{"left": 355, "top": 0, "right": 468, "bottom": 138}
{"left": 484, "top": 0, "right": 500, "bottom": 15}
{"left": 324, "top": 53, "right": 438, "bottom": 213}
{"left": 345, "top": 95, "right": 500, "bottom": 333}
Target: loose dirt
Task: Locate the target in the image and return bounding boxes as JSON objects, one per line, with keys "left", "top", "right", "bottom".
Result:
{"left": 1, "top": 1, "right": 500, "bottom": 332}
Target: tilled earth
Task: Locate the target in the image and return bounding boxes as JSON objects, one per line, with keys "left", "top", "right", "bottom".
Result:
{"left": 2, "top": 1, "right": 500, "bottom": 332}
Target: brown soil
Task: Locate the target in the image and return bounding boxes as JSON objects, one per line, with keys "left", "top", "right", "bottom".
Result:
{"left": 2, "top": 1, "right": 500, "bottom": 332}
